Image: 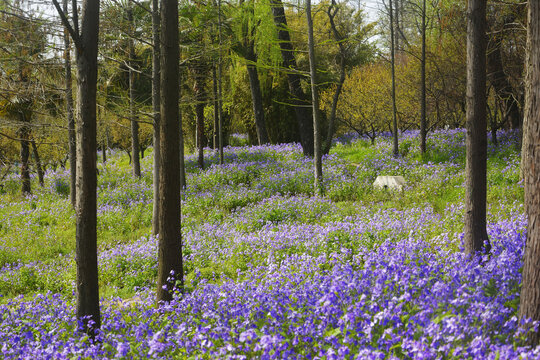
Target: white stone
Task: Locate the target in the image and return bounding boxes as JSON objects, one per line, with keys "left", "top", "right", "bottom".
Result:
{"left": 373, "top": 176, "right": 406, "bottom": 191}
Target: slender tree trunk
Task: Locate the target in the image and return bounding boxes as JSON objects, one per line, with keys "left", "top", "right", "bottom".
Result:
{"left": 464, "top": 0, "right": 490, "bottom": 256}
{"left": 395, "top": 0, "right": 400, "bottom": 54}
{"left": 212, "top": 62, "right": 219, "bottom": 149}
{"left": 179, "top": 115, "right": 186, "bottom": 189}
{"left": 128, "top": 8, "right": 141, "bottom": 178}
{"left": 106, "top": 127, "right": 111, "bottom": 151}
{"left": 390, "top": 0, "right": 399, "bottom": 158}
{"left": 178, "top": 59, "right": 186, "bottom": 189}
{"left": 420, "top": 0, "right": 427, "bottom": 154}
{"left": 31, "top": 140, "right": 44, "bottom": 187}
{"left": 270, "top": 0, "right": 314, "bottom": 156}
{"left": 195, "top": 72, "right": 206, "bottom": 170}
{"left": 487, "top": 25, "right": 521, "bottom": 130}
{"left": 156, "top": 0, "right": 183, "bottom": 304}
{"left": 218, "top": 0, "right": 224, "bottom": 164}
{"left": 323, "top": 0, "right": 346, "bottom": 155}
{"left": 246, "top": 45, "right": 269, "bottom": 145}
{"left": 519, "top": 1, "right": 540, "bottom": 345}
{"left": 152, "top": 0, "right": 161, "bottom": 236}
{"left": 64, "top": 0, "right": 76, "bottom": 208}
{"left": 102, "top": 141, "right": 107, "bottom": 163}
{"left": 18, "top": 113, "right": 31, "bottom": 195}
{"left": 306, "top": 0, "right": 322, "bottom": 195}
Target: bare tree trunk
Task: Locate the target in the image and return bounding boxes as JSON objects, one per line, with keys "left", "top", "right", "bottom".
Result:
{"left": 390, "top": 0, "right": 399, "bottom": 158}
{"left": 519, "top": 0, "right": 540, "bottom": 345}
{"left": 49, "top": 0, "right": 104, "bottom": 335}
{"left": 270, "top": 0, "right": 314, "bottom": 156}
{"left": 75, "top": 0, "right": 101, "bottom": 336}
{"left": 179, "top": 58, "right": 186, "bottom": 189}
{"left": 487, "top": 23, "right": 521, "bottom": 130}
{"left": 246, "top": 45, "right": 269, "bottom": 145}
{"left": 156, "top": 0, "right": 183, "bottom": 304}
{"left": 420, "top": 0, "right": 427, "bottom": 154}
{"left": 306, "top": 0, "right": 322, "bottom": 195}
{"left": 464, "top": 0, "right": 490, "bottom": 256}
{"left": 218, "top": 0, "right": 224, "bottom": 165}
{"left": 18, "top": 113, "right": 31, "bottom": 195}
{"left": 128, "top": 7, "right": 141, "bottom": 178}
{"left": 212, "top": 62, "right": 219, "bottom": 149}
{"left": 152, "top": 0, "right": 161, "bottom": 236}
{"left": 31, "top": 140, "right": 44, "bottom": 187}
{"left": 179, "top": 115, "right": 186, "bottom": 189}
{"left": 195, "top": 72, "right": 206, "bottom": 170}
{"left": 323, "top": 0, "right": 346, "bottom": 155}
{"left": 64, "top": 0, "right": 76, "bottom": 208}
{"left": 102, "top": 141, "right": 106, "bottom": 163}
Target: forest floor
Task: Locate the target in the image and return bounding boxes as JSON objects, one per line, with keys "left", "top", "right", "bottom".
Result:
{"left": 0, "top": 129, "right": 538, "bottom": 358}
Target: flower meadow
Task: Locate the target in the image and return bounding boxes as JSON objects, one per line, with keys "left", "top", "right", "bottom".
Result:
{"left": 0, "top": 129, "right": 538, "bottom": 359}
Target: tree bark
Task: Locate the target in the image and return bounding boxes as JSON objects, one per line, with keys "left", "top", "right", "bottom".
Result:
{"left": 194, "top": 71, "right": 206, "bottom": 170}
{"left": 128, "top": 7, "right": 141, "bottom": 178}
{"left": 218, "top": 0, "right": 224, "bottom": 165}
{"left": 270, "top": 0, "right": 313, "bottom": 156}
{"left": 156, "top": 0, "right": 183, "bottom": 304}
{"left": 390, "top": 0, "right": 399, "bottom": 158}
{"left": 152, "top": 0, "right": 161, "bottom": 236}
{"left": 464, "top": 0, "right": 490, "bottom": 256}
{"left": 212, "top": 62, "right": 219, "bottom": 149}
{"left": 31, "top": 140, "right": 44, "bottom": 187}
{"left": 323, "top": 0, "right": 346, "bottom": 155}
{"left": 306, "top": 0, "right": 322, "bottom": 194}
{"left": 64, "top": 0, "right": 76, "bottom": 208}
{"left": 420, "top": 0, "right": 427, "bottom": 154}
{"left": 519, "top": 0, "right": 540, "bottom": 345}
{"left": 63, "top": 0, "right": 101, "bottom": 335}
{"left": 102, "top": 142, "right": 106, "bottom": 163}
{"left": 18, "top": 113, "right": 31, "bottom": 195}
{"left": 179, "top": 112, "right": 186, "bottom": 190}
{"left": 487, "top": 31, "right": 521, "bottom": 130}
{"left": 246, "top": 45, "right": 269, "bottom": 145}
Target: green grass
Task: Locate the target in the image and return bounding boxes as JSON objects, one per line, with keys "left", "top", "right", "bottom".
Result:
{"left": 0, "top": 132, "right": 524, "bottom": 301}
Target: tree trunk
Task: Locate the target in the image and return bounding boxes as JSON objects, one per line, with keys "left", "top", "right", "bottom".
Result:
{"left": 102, "top": 141, "right": 107, "bottom": 163}
{"left": 270, "top": 0, "right": 314, "bottom": 156}
{"left": 212, "top": 62, "right": 219, "bottom": 149}
{"left": 31, "top": 140, "right": 44, "bottom": 187}
{"left": 195, "top": 72, "right": 206, "bottom": 170}
{"left": 179, "top": 58, "right": 186, "bottom": 189}
{"left": 323, "top": 0, "right": 346, "bottom": 155}
{"left": 306, "top": 0, "right": 322, "bottom": 195}
{"left": 18, "top": 113, "right": 31, "bottom": 195}
{"left": 390, "top": 0, "right": 399, "bottom": 158}
{"left": 152, "top": 0, "right": 161, "bottom": 236}
{"left": 487, "top": 23, "right": 521, "bottom": 130}
{"left": 128, "top": 7, "right": 141, "bottom": 178}
{"left": 246, "top": 45, "right": 269, "bottom": 145}
{"left": 156, "top": 0, "right": 183, "bottom": 304}
{"left": 218, "top": 0, "right": 224, "bottom": 165}
{"left": 420, "top": 0, "right": 427, "bottom": 154}
{"left": 519, "top": 0, "right": 540, "bottom": 345}
{"left": 72, "top": 0, "right": 101, "bottom": 335}
{"left": 464, "top": 0, "right": 490, "bottom": 256}
{"left": 64, "top": 0, "right": 76, "bottom": 208}
{"left": 179, "top": 115, "right": 186, "bottom": 189}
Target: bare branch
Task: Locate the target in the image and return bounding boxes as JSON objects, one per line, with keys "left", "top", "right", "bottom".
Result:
{"left": 51, "top": 0, "right": 81, "bottom": 51}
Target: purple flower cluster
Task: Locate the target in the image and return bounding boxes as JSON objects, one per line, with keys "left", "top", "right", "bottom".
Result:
{"left": 0, "top": 129, "right": 536, "bottom": 358}
{"left": 0, "top": 215, "right": 538, "bottom": 359}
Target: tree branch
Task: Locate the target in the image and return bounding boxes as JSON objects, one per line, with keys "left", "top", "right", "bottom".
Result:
{"left": 51, "top": 0, "right": 82, "bottom": 51}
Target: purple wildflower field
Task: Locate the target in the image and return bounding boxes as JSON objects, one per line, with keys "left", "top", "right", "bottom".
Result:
{"left": 0, "top": 129, "right": 538, "bottom": 359}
